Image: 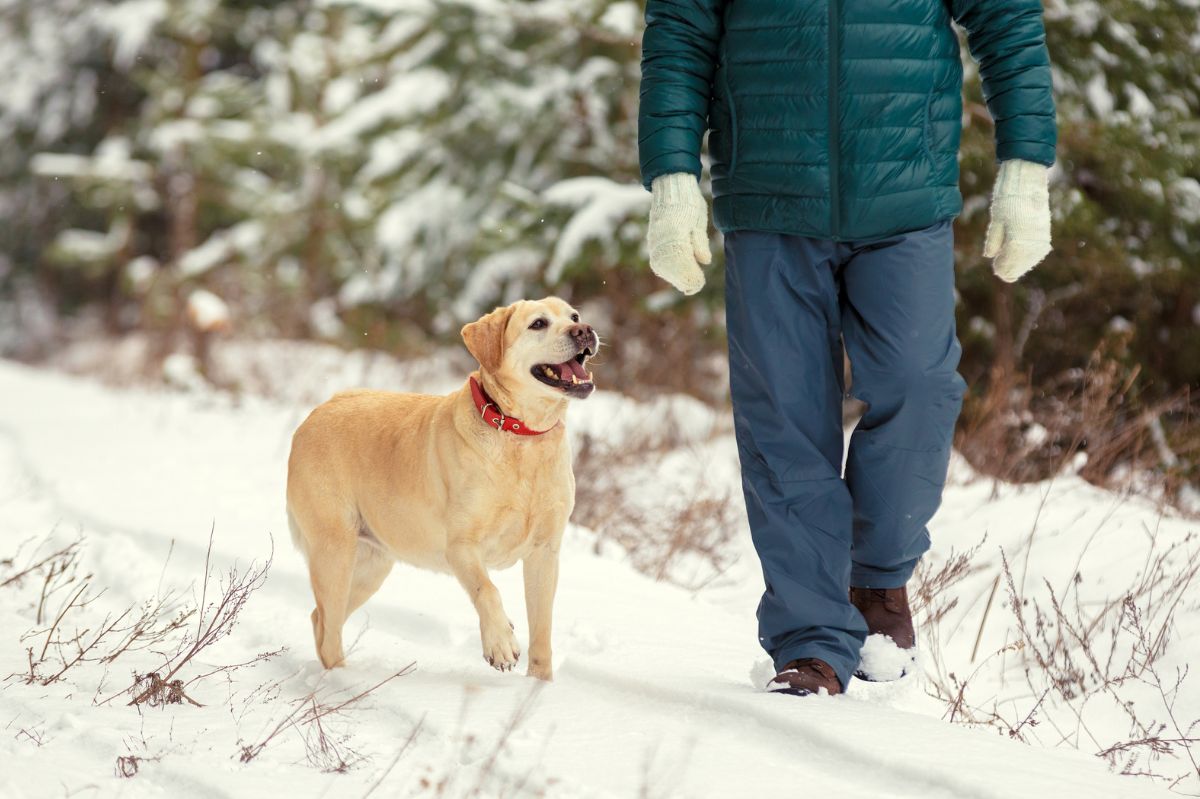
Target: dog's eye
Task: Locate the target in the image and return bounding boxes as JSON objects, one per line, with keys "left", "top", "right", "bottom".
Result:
{"left": 570, "top": 313, "right": 580, "bottom": 323}
{"left": 528, "top": 318, "right": 548, "bottom": 330}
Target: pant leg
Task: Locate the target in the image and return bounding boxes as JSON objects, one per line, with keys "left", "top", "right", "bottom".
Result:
{"left": 724, "top": 230, "right": 867, "bottom": 689}
{"left": 839, "top": 220, "right": 967, "bottom": 589}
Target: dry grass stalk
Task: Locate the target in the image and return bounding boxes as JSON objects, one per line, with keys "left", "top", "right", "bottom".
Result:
{"left": 415, "top": 685, "right": 550, "bottom": 798}
{"left": 3, "top": 528, "right": 279, "bottom": 706}
{"left": 572, "top": 429, "right": 740, "bottom": 589}
{"left": 14, "top": 726, "right": 48, "bottom": 747}
{"left": 362, "top": 715, "right": 426, "bottom": 797}
{"left": 911, "top": 538, "right": 987, "bottom": 627}
{"left": 8, "top": 536, "right": 193, "bottom": 688}
{"left": 465, "top": 684, "right": 544, "bottom": 798}
{"left": 237, "top": 664, "right": 415, "bottom": 771}
{"left": 0, "top": 536, "right": 84, "bottom": 599}
{"left": 917, "top": 516, "right": 1200, "bottom": 789}
{"left": 126, "top": 527, "right": 276, "bottom": 707}
{"left": 911, "top": 537, "right": 992, "bottom": 709}
{"left": 114, "top": 752, "right": 162, "bottom": 778}
{"left": 4, "top": 530, "right": 431, "bottom": 779}
{"left": 1098, "top": 598, "right": 1200, "bottom": 787}
{"left": 128, "top": 672, "right": 201, "bottom": 708}
{"left": 957, "top": 338, "right": 1197, "bottom": 509}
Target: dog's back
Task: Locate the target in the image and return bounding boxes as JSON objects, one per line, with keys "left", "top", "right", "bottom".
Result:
{"left": 286, "top": 388, "right": 460, "bottom": 564}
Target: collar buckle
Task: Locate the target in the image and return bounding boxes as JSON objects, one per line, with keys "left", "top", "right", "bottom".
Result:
{"left": 480, "top": 401, "right": 505, "bottom": 431}
{"left": 469, "top": 376, "right": 552, "bottom": 437}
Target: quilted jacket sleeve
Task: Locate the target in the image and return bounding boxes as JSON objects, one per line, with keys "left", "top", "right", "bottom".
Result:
{"left": 950, "top": 0, "right": 1057, "bottom": 165}
{"left": 638, "top": 0, "right": 726, "bottom": 190}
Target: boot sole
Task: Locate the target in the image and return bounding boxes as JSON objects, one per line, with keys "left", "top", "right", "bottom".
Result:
{"left": 767, "top": 685, "right": 843, "bottom": 697}
{"left": 853, "top": 652, "right": 917, "bottom": 683}
{"left": 852, "top": 667, "right": 908, "bottom": 683}
{"left": 768, "top": 686, "right": 816, "bottom": 697}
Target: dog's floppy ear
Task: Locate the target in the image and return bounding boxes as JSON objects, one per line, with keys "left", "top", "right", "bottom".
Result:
{"left": 461, "top": 305, "right": 514, "bottom": 372}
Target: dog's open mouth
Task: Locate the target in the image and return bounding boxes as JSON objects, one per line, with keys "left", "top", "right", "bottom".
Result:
{"left": 532, "top": 350, "right": 595, "bottom": 398}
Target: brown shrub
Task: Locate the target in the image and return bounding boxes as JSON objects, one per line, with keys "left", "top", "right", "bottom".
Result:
{"left": 571, "top": 427, "right": 740, "bottom": 589}
{"left": 957, "top": 337, "right": 1197, "bottom": 508}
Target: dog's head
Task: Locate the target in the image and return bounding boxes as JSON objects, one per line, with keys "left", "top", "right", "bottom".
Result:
{"left": 461, "top": 298, "right": 598, "bottom": 400}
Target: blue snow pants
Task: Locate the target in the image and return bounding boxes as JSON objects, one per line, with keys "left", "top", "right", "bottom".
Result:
{"left": 723, "top": 221, "right": 967, "bottom": 690}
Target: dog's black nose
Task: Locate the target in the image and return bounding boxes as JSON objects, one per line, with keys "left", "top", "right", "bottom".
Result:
{"left": 567, "top": 323, "right": 596, "bottom": 352}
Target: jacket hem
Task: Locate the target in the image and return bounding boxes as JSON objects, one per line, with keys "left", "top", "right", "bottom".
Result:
{"left": 713, "top": 193, "right": 962, "bottom": 243}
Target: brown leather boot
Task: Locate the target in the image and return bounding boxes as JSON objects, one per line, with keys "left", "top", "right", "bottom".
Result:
{"left": 767, "top": 658, "right": 843, "bottom": 697}
{"left": 849, "top": 586, "right": 916, "bottom": 650}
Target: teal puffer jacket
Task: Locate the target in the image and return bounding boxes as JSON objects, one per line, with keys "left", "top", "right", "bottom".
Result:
{"left": 639, "top": 0, "right": 1056, "bottom": 241}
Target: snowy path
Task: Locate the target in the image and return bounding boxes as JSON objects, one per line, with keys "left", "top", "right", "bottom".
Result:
{"left": 0, "top": 361, "right": 1171, "bottom": 798}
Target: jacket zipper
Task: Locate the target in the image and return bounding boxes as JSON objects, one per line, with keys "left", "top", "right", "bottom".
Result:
{"left": 827, "top": 0, "right": 840, "bottom": 237}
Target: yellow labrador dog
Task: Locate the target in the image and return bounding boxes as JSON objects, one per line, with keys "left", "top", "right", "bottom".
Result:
{"left": 287, "top": 297, "right": 597, "bottom": 680}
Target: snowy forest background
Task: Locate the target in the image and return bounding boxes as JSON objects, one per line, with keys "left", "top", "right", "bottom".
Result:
{"left": 0, "top": 0, "right": 1197, "bottom": 496}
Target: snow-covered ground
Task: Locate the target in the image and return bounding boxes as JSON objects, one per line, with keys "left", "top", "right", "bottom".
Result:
{"left": 0, "top": 352, "right": 1194, "bottom": 798}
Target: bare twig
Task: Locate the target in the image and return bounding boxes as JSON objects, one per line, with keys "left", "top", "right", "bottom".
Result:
{"left": 361, "top": 715, "right": 425, "bottom": 797}
{"left": 128, "top": 530, "right": 274, "bottom": 707}
{"left": 0, "top": 538, "right": 82, "bottom": 590}
{"left": 238, "top": 664, "right": 415, "bottom": 768}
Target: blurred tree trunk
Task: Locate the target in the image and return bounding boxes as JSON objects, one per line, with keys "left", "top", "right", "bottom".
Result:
{"left": 301, "top": 164, "right": 329, "bottom": 336}
{"left": 991, "top": 281, "right": 1015, "bottom": 384}
{"left": 163, "top": 37, "right": 203, "bottom": 368}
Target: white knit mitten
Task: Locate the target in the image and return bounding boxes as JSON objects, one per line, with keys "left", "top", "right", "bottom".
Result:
{"left": 647, "top": 173, "right": 712, "bottom": 295}
{"left": 984, "top": 159, "right": 1052, "bottom": 283}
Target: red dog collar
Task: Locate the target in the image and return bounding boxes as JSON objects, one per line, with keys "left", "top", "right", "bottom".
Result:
{"left": 469, "top": 377, "right": 554, "bottom": 436}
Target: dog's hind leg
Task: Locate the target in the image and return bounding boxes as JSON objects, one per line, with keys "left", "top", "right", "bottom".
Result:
{"left": 296, "top": 511, "right": 358, "bottom": 669}
{"left": 346, "top": 534, "right": 393, "bottom": 618}
{"left": 287, "top": 508, "right": 308, "bottom": 559}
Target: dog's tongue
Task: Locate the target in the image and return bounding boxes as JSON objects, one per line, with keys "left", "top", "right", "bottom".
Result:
{"left": 557, "top": 359, "right": 588, "bottom": 381}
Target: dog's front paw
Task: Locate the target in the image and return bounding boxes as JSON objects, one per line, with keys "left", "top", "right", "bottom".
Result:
{"left": 481, "top": 621, "right": 521, "bottom": 672}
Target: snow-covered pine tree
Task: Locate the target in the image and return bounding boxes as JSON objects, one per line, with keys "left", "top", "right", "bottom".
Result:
{"left": 269, "top": 0, "right": 718, "bottom": 389}
{"left": 3, "top": 0, "right": 1197, "bottom": 427}
{"left": 323, "top": 0, "right": 658, "bottom": 336}
{"left": 11, "top": 0, "right": 270, "bottom": 347}
{"left": 0, "top": 0, "right": 149, "bottom": 347}
{"left": 953, "top": 0, "right": 1200, "bottom": 485}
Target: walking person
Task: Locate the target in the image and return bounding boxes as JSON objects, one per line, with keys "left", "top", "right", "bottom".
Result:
{"left": 638, "top": 0, "right": 1055, "bottom": 695}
